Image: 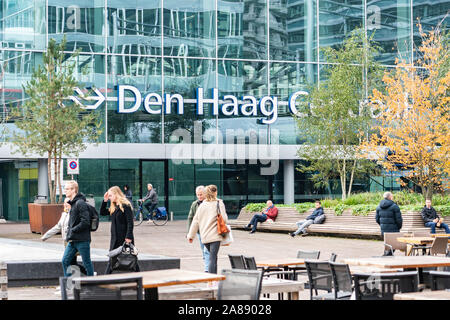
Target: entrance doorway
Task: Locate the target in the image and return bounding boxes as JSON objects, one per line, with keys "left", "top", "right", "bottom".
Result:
{"left": 140, "top": 160, "right": 168, "bottom": 212}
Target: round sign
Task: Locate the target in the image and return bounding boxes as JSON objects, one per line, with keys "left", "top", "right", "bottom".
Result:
{"left": 69, "top": 161, "right": 78, "bottom": 170}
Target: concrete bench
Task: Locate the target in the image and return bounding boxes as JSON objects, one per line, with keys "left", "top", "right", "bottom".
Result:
{"left": 229, "top": 207, "right": 443, "bottom": 240}
{"left": 4, "top": 256, "right": 180, "bottom": 287}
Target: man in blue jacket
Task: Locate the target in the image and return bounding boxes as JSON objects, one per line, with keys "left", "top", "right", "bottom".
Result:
{"left": 376, "top": 192, "right": 403, "bottom": 255}
{"left": 290, "top": 200, "right": 325, "bottom": 237}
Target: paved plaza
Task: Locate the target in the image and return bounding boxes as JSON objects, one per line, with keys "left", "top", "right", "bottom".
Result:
{"left": 0, "top": 220, "right": 387, "bottom": 300}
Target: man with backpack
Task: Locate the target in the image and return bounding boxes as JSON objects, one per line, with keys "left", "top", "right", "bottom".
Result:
{"left": 61, "top": 180, "right": 95, "bottom": 277}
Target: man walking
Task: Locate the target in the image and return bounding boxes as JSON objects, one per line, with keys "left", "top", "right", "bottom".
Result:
{"left": 375, "top": 192, "right": 403, "bottom": 255}
{"left": 187, "top": 186, "right": 210, "bottom": 272}
{"left": 141, "top": 183, "right": 158, "bottom": 216}
{"left": 422, "top": 198, "right": 450, "bottom": 234}
{"left": 61, "top": 180, "right": 94, "bottom": 277}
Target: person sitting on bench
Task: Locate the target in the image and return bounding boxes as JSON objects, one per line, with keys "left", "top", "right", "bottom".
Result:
{"left": 422, "top": 198, "right": 450, "bottom": 234}
{"left": 245, "top": 200, "right": 278, "bottom": 234}
{"left": 290, "top": 200, "right": 325, "bottom": 237}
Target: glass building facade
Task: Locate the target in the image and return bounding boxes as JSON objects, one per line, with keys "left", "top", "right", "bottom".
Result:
{"left": 0, "top": 0, "right": 449, "bottom": 221}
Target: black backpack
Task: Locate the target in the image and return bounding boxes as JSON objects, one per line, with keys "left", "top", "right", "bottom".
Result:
{"left": 86, "top": 202, "right": 99, "bottom": 232}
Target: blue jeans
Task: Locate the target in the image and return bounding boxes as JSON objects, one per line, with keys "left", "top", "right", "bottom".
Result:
{"left": 293, "top": 219, "right": 314, "bottom": 235}
{"left": 62, "top": 241, "right": 94, "bottom": 277}
{"left": 248, "top": 214, "right": 267, "bottom": 232}
{"left": 425, "top": 222, "right": 450, "bottom": 234}
{"left": 144, "top": 202, "right": 158, "bottom": 216}
{"left": 198, "top": 233, "right": 210, "bottom": 272}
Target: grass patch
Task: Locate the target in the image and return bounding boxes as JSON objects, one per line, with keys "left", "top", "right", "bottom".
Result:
{"left": 243, "top": 191, "right": 450, "bottom": 216}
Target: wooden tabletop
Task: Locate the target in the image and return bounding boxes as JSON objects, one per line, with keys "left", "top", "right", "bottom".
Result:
{"left": 431, "top": 234, "right": 450, "bottom": 238}
{"left": 397, "top": 237, "right": 435, "bottom": 245}
{"left": 256, "top": 258, "right": 305, "bottom": 268}
{"left": 343, "top": 256, "right": 450, "bottom": 269}
{"left": 73, "top": 269, "right": 225, "bottom": 289}
{"left": 394, "top": 290, "right": 450, "bottom": 300}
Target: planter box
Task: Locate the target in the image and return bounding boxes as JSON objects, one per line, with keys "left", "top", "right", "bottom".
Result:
{"left": 28, "top": 203, "right": 64, "bottom": 234}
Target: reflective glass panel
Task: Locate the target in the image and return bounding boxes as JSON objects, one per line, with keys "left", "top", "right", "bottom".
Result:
{"left": 367, "top": 0, "right": 412, "bottom": 65}
{"left": 48, "top": 0, "right": 105, "bottom": 53}
{"left": 271, "top": 0, "right": 317, "bottom": 62}
{"left": 1, "top": 0, "right": 46, "bottom": 50}
{"left": 319, "top": 0, "right": 363, "bottom": 61}
{"left": 163, "top": 0, "right": 216, "bottom": 58}
{"left": 107, "top": 55, "right": 162, "bottom": 143}
{"left": 218, "top": 0, "right": 267, "bottom": 59}
{"left": 107, "top": 0, "right": 161, "bottom": 56}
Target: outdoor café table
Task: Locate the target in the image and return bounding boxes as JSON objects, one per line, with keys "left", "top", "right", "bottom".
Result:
{"left": 73, "top": 269, "right": 225, "bottom": 300}
{"left": 256, "top": 258, "right": 306, "bottom": 272}
{"left": 343, "top": 256, "right": 450, "bottom": 284}
{"left": 158, "top": 276, "right": 305, "bottom": 300}
{"left": 397, "top": 237, "right": 435, "bottom": 256}
{"left": 394, "top": 290, "right": 450, "bottom": 300}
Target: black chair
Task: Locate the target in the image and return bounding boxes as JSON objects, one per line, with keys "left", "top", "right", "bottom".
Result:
{"left": 304, "top": 260, "right": 334, "bottom": 300}
{"left": 217, "top": 269, "right": 263, "bottom": 300}
{"left": 329, "top": 253, "right": 337, "bottom": 262}
{"left": 72, "top": 275, "right": 144, "bottom": 300}
{"left": 292, "top": 250, "right": 321, "bottom": 280}
{"left": 228, "top": 254, "right": 247, "bottom": 269}
{"left": 429, "top": 271, "right": 450, "bottom": 290}
{"left": 243, "top": 256, "right": 258, "bottom": 270}
{"left": 329, "top": 262, "right": 353, "bottom": 300}
{"left": 353, "top": 271, "right": 418, "bottom": 300}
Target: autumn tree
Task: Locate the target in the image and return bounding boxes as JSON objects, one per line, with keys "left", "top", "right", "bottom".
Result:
{"left": 361, "top": 22, "right": 450, "bottom": 199}
{"left": 295, "top": 29, "right": 382, "bottom": 200}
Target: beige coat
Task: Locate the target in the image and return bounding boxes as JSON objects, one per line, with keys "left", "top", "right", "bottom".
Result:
{"left": 187, "top": 199, "right": 228, "bottom": 244}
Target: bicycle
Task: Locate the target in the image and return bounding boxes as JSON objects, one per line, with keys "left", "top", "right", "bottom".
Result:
{"left": 133, "top": 200, "right": 168, "bottom": 226}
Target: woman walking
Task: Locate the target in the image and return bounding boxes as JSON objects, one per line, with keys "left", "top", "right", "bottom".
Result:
{"left": 187, "top": 185, "right": 228, "bottom": 274}
{"left": 101, "top": 186, "right": 138, "bottom": 274}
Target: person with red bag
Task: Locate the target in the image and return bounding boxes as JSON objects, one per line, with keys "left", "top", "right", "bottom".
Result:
{"left": 187, "top": 185, "right": 228, "bottom": 274}
{"left": 244, "top": 200, "right": 278, "bottom": 234}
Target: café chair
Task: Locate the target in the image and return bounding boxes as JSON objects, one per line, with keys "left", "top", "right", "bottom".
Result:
{"left": 291, "top": 250, "right": 321, "bottom": 281}
{"left": 329, "top": 262, "right": 353, "bottom": 300}
{"left": 353, "top": 271, "right": 418, "bottom": 300}
{"left": 428, "top": 271, "right": 450, "bottom": 290}
{"left": 304, "top": 260, "right": 334, "bottom": 300}
{"left": 72, "top": 275, "right": 144, "bottom": 300}
{"left": 228, "top": 254, "right": 247, "bottom": 269}
{"left": 217, "top": 269, "right": 263, "bottom": 300}
{"left": 410, "top": 236, "right": 448, "bottom": 256}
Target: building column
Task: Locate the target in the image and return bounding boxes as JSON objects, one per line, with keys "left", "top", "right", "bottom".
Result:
{"left": 283, "top": 160, "right": 295, "bottom": 204}
{"left": 38, "top": 159, "right": 48, "bottom": 199}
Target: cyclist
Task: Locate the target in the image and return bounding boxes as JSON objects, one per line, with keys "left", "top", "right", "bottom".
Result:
{"left": 140, "top": 183, "right": 158, "bottom": 217}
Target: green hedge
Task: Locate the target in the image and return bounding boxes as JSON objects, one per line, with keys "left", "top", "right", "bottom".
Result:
{"left": 243, "top": 191, "right": 450, "bottom": 216}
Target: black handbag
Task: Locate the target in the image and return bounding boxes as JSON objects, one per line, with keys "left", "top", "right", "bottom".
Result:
{"left": 109, "top": 242, "right": 138, "bottom": 273}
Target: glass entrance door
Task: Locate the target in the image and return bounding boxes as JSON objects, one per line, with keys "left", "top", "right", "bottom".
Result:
{"left": 140, "top": 160, "right": 168, "bottom": 212}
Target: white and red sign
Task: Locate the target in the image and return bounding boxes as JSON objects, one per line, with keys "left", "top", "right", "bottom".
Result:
{"left": 67, "top": 158, "right": 79, "bottom": 175}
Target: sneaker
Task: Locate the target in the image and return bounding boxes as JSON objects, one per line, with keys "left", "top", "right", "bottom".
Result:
{"left": 249, "top": 230, "right": 256, "bottom": 234}
{"left": 300, "top": 232, "right": 308, "bottom": 237}
{"left": 243, "top": 226, "right": 251, "bottom": 231}
{"left": 289, "top": 232, "right": 295, "bottom": 237}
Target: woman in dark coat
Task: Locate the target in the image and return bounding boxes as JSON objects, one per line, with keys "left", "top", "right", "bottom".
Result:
{"left": 101, "top": 186, "right": 138, "bottom": 273}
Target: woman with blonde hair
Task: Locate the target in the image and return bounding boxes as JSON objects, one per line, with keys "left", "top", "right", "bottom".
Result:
{"left": 187, "top": 184, "right": 228, "bottom": 274}
{"left": 101, "top": 186, "right": 137, "bottom": 273}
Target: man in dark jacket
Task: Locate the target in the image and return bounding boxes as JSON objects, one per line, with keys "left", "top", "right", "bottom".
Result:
{"left": 376, "top": 192, "right": 403, "bottom": 255}
{"left": 141, "top": 183, "right": 158, "bottom": 216}
{"left": 290, "top": 200, "right": 325, "bottom": 237}
{"left": 61, "top": 180, "right": 94, "bottom": 277}
{"left": 422, "top": 199, "right": 450, "bottom": 234}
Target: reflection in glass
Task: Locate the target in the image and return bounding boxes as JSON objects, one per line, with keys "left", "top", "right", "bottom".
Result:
{"left": 107, "top": 56, "right": 162, "bottom": 143}
{"left": 319, "top": 0, "right": 363, "bottom": 60}
{"left": 163, "top": 0, "right": 216, "bottom": 58}
{"left": 368, "top": 0, "right": 412, "bottom": 65}
{"left": 107, "top": 0, "right": 161, "bottom": 55}
{"left": 48, "top": 0, "right": 105, "bottom": 53}
{"left": 1, "top": 0, "right": 46, "bottom": 50}
{"left": 218, "top": 0, "right": 267, "bottom": 59}
{"left": 413, "top": 0, "right": 450, "bottom": 65}
{"left": 163, "top": 57, "right": 216, "bottom": 143}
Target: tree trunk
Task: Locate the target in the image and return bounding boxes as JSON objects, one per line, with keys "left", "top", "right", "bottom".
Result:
{"left": 340, "top": 160, "right": 347, "bottom": 200}
{"left": 347, "top": 159, "right": 357, "bottom": 198}
{"left": 47, "top": 153, "right": 54, "bottom": 204}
